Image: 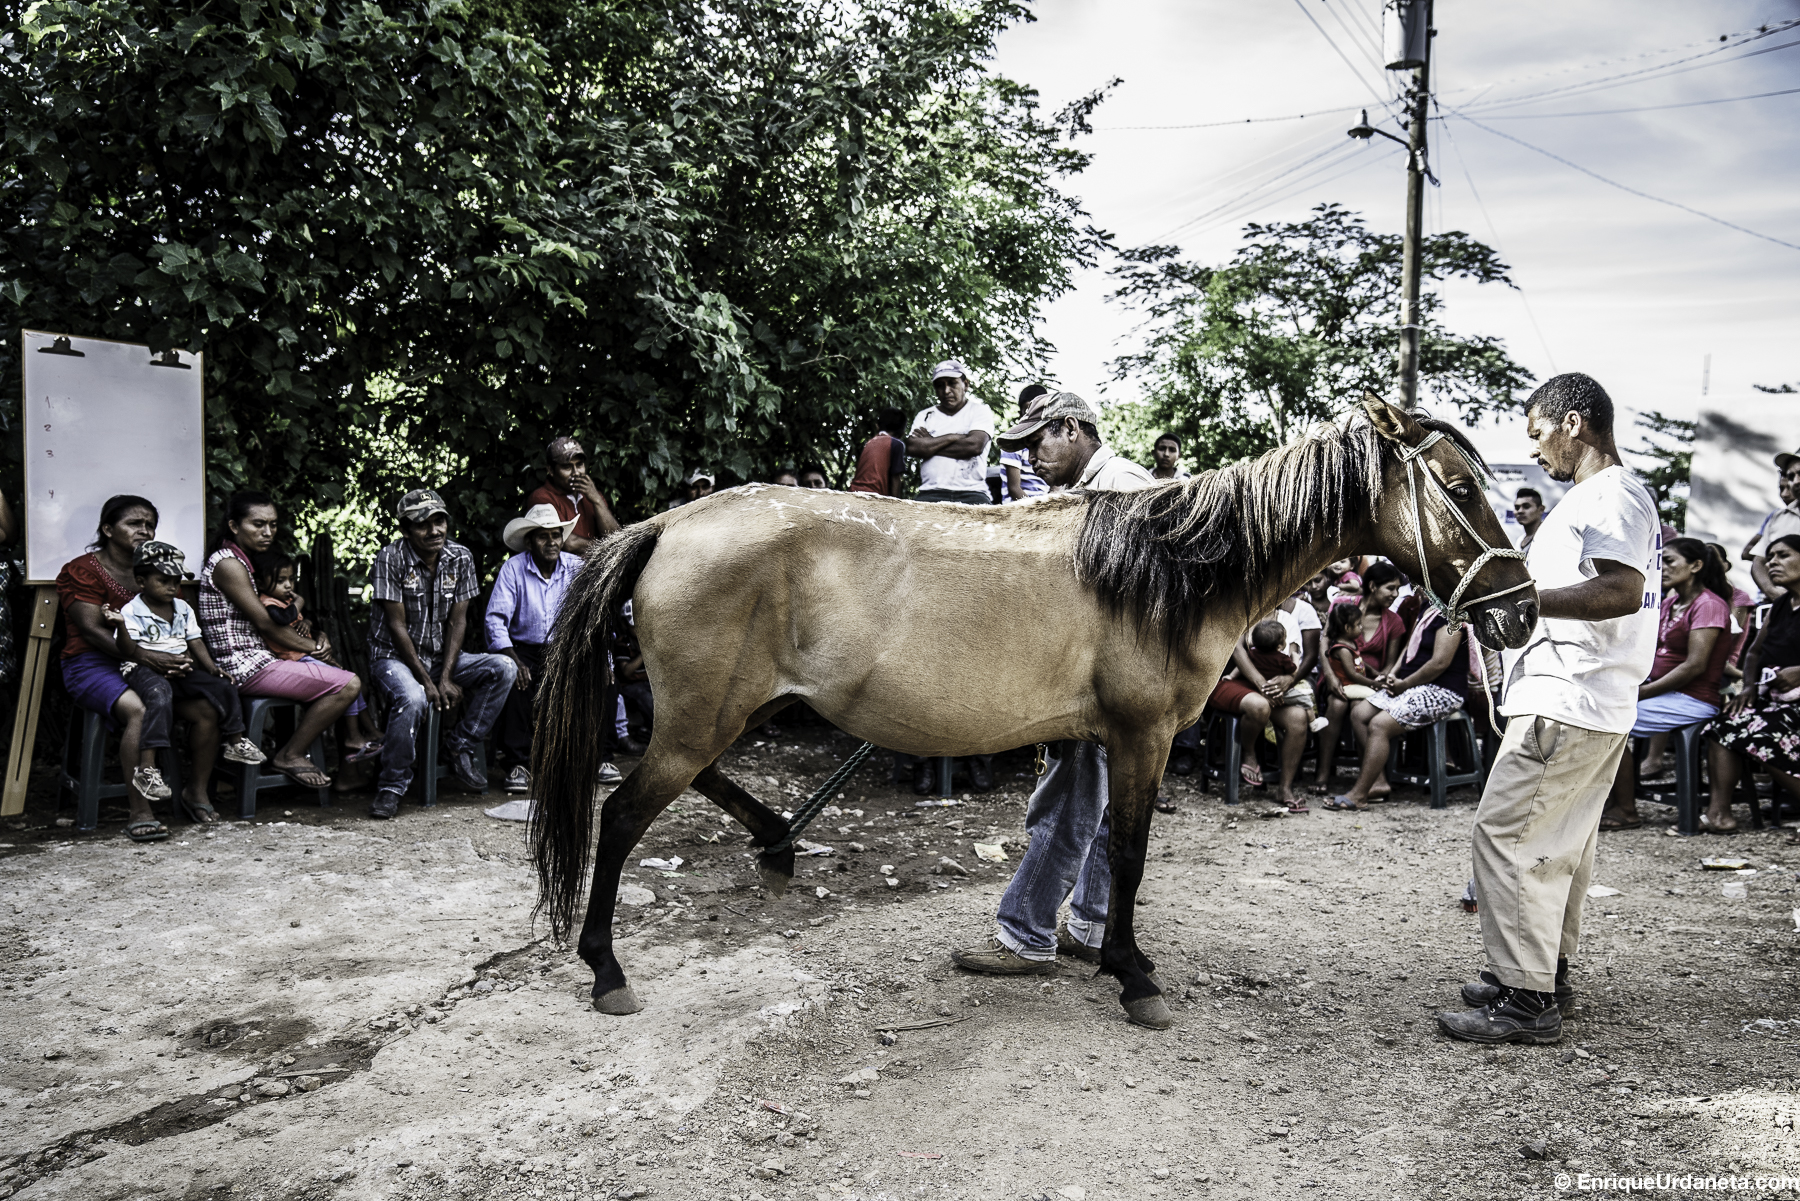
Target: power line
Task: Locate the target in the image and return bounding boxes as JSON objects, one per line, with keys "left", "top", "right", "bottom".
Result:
{"left": 1449, "top": 109, "right": 1800, "bottom": 253}
{"left": 1289, "top": 0, "right": 1390, "bottom": 105}
{"left": 1473, "top": 85, "right": 1800, "bottom": 119}
{"left": 1154, "top": 139, "right": 1363, "bottom": 240}
{"left": 1438, "top": 118, "right": 1558, "bottom": 374}
{"left": 1097, "top": 104, "right": 1367, "bottom": 133}
{"left": 1175, "top": 141, "right": 1401, "bottom": 242}
{"left": 1460, "top": 27, "right": 1800, "bottom": 114}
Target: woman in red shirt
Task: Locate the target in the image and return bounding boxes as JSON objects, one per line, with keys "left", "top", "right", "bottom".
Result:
{"left": 1600, "top": 537, "right": 1733, "bottom": 830}
{"left": 55, "top": 496, "right": 221, "bottom": 841}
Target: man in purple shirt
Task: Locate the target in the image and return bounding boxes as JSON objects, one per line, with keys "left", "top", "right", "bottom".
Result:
{"left": 487, "top": 504, "right": 617, "bottom": 793}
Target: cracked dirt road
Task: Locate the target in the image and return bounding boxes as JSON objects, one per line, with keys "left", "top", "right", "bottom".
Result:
{"left": 1, "top": 731, "right": 1797, "bottom": 1201}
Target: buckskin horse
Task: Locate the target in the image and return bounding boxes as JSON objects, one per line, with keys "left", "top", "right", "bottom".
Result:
{"left": 530, "top": 399, "right": 1538, "bottom": 1029}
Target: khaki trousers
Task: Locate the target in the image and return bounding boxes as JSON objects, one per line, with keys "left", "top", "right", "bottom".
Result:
{"left": 1472, "top": 715, "right": 1628, "bottom": 992}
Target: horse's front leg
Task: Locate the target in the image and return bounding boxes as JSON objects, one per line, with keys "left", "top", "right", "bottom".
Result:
{"left": 1098, "top": 733, "right": 1175, "bottom": 1030}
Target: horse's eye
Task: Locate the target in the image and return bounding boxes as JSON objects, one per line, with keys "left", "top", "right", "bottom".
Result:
{"left": 1449, "top": 484, "right": 1474, "bottom": 502}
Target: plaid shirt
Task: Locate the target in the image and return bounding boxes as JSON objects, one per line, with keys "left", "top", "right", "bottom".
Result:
{"left": 367, "top": 538, "right": 478, "bottom": 663}
{"left": 199, "top": 544, "right": 277, "bottom": 684}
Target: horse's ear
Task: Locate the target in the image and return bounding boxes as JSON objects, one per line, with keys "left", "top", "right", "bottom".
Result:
{"left": 1361, "top": 394, "right": 1427, "bottom": 448}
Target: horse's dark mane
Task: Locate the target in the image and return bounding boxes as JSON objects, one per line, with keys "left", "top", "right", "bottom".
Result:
{"left": 1074, "top": 410, "right": 1484, "bottom": 657}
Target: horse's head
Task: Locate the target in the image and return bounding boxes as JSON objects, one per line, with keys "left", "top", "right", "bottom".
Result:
{"left": 1363, "top": 398, "right": 1539, "bottom": 650}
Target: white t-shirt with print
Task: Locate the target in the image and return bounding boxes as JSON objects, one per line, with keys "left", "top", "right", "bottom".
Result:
{"left": 1499, "top": 465, "right": 1661, "bottom": 734}
{"left": 1274, "top": 597, "right": 1322, "bottom": 666}
{"left": 911, "top": 399, "right": 997, "bottom": 495}
{"left": 122, "top": 594, "right": 201, "bottom": 656}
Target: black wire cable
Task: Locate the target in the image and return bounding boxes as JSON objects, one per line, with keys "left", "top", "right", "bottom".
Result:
{"left": 1290, "top": 0, "right": 1390, "bottom": 105}
{"left": 1449, "top": 108, "right": 1800, "bottom": 253}
{"left": 1475, "top": 85, "right": 1800, "bottom": 119}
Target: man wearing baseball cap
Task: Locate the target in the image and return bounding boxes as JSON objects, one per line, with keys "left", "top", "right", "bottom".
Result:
{"left": 905, "top": 360, "right": 998, "bottom": 506}
{"left": 486, "top": 504, "right": 621, "bottom": 794}
{"left": 890, "top": 359, "right": 1003, "bottom": 793}
{"left": 950, "top": 391, "right": 1168, "bottom": 1025}
{"left": 367, "top": 489, "right": 517, "bottom": 819}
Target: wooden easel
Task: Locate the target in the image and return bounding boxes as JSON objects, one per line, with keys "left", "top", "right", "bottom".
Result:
{"left": 2, "top": 587, "right": 59, "bottom": 817}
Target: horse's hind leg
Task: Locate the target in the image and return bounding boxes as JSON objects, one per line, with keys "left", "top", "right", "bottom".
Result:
{"left": 690, "top": 762, "right": 796, "bottom": 897}
{"left": 1098, "top": 735, "right": 1175, "bottom": 1030}
{"left": 577, "top": 747, "right": 711, "bottom": 1015}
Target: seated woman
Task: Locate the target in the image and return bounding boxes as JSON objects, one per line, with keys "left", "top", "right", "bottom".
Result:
{"left": 1323, "top": 603, "right": 1466, "bottom": 811}
{"left": 1205, "top": 598, "right": 1319, "bottom": 811}
{"left": 1310, "top": 562, "right": 1406, "bottom": 793}
{"left": 198, "top": 492, "right": 361, "bottom": 790}
{"left": 1701, "top": 534, "right": 1800, "bottom": 833}
{"left": 54, "top": 495, "right": 223, "bottom": 839}
{"left": 1600, "top": 537, "right": 1733, "bottom": 829}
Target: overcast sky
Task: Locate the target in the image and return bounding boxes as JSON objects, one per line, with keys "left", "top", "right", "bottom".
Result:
{"left": 993, "top": 0, "right": 1800, "bottom": 462}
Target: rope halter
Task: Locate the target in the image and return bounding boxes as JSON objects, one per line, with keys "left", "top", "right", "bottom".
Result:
{"left": 1392, "top": 431, "right": 1533, "bottom": 633}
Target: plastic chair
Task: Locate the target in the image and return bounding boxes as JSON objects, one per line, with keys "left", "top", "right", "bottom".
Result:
{"left": 1197, "top": 712, "right": 1242, "bottom": 806}
{"left": 60, "top": 708, "right": 184, "bottom": 832}
{"left": 417, "top": 706, "right": 489, "bottom": 806}
{"left": 1384, "top": 710, "right": 1484, "bottom": 809}
{"left": 1636, "top": 720, "right": 1709, "bottom": 836}
{"left": 236, "top": 698, "right": 330, "bottom": 817}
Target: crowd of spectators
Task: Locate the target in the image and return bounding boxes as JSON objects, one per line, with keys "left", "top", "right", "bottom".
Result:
{"left": 43, "top": 356, "right": 1796, "bottom": 846}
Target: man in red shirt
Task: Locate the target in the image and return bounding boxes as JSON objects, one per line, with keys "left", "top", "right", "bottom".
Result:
{"left": 524, "top": 436, "right": 622, "bottom": 556}
{"left": 848, "top": 408, "right": 908, "bottom": 497}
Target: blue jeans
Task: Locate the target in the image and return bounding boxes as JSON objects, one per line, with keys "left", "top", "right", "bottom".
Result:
{"left": 995, "top": 740, "right": 1112, "bottom": 961}
{"left": 370, "top": 653, "right": 516, "bottom": 796}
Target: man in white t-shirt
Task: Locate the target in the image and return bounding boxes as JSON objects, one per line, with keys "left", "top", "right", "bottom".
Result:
{"left": 1438, "top": 373, "right": 1660, "bottom": 1046}
{"left": 905, "top": 359, "right": 998, "bottom": 506}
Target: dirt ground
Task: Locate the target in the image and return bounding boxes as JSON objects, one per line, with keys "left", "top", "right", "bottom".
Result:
{"left": 2, "top": 726, "right": 1798, "bottom": 1201}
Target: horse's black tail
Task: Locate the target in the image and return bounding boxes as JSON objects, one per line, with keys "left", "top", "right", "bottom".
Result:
{"left": 530, "top": 521, "right": 659, "bottom": 943}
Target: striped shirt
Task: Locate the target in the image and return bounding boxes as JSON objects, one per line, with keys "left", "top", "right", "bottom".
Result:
{"left": 199, "top": 544, "right": 276, "bottom": 684}
{"left": 368, "top": 538, "right": 478, "bottom": 662}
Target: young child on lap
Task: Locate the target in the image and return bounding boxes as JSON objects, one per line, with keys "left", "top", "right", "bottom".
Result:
{"left": 107, "top": 543, "right": 266, "bottom": 800}
{"left": 252, "top": 551, "right": 382, "bottom": 758}
{"left": 1246, "top": 618, "right": 1327, "bottom": 733}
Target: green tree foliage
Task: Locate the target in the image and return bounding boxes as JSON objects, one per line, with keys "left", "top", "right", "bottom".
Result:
{"left": 1629, "top": 409, "right": 1695, "bottom": 531}
{"left": 0, "top": 0, "right": 1102, "bottom": 566}
{"left": 1105, "top": 204, "right": 1533, "bottom": 472}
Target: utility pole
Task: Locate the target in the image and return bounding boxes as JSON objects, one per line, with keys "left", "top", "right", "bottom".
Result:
{"left": 1349, "top": 0, "right": 1435, "bottom": 410}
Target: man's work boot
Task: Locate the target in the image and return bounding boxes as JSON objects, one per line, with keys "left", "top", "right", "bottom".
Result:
{"left": 911, "top": 761, "right": 935, "bottom": 796}
{"left": 950, "top": 937, "right": 1053, "bottom": 976}
{"left": 1461, "top": 958, "right": 1573, "bottom": 1010}
{"left": 1169, "top": 749, "right": 1196, "bottom": 777}
{"left": 968, "top": 756, "right": 995, "bottom": 793}
{"left": 369, "top": 791, "right": 401, "bottom": 821}
{"left": 1055, "top": 922, "right": 1100, "bottom": 964}
{"left": 1436, "top": 986, "right": 1562, "bottom": 1045}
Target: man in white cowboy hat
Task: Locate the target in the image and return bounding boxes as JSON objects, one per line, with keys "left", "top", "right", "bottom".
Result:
{"left": 485, "top": 504, "right": 620, "bottom": 792}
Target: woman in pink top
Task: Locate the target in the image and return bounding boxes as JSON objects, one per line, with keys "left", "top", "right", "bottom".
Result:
{"left": 1601, "top": 537, "right": 1733, "bottom": 830}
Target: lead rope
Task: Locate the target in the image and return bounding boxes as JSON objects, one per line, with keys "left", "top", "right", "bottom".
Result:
{"left": 761, "top": 741, "right": 877, "bottom": 857}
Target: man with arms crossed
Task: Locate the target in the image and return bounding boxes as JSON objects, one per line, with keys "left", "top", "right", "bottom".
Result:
{"left": 949, "top": 392, "right": 1166, "bottom": 1022}
{"left": 1438, "top": 374, "right": 1660, "bottom": 1044}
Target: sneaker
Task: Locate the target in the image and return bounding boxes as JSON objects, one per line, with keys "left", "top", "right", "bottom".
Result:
{"left": 369, "top": 791, "right": 401, "bottom": 820}
{"left": 950, "top": 937, "right": 1054, "bottom": 976}
{"left": 1461, "top": 960, "right": 1574, "bottom": 1010}
{"left": 1055, "top": 922, "right": 1101, "bottom": 965}
{"left": 1435, "top": 986, "right": 1562, "bottom": 1045}
{"left": 597, "top": 762, "right": 622, "bottom": 785}
{"left": 450, "top": 748, "right": 487, "bottom": 792}
{"left": 503, "top": 765, "right": 531, "bottom": 794}
{"left": 131, "top": 766, "right": 172, "bottom": 800}
{"left": 221, "top": 736, "right": 267, "bottom": 765}
{"left": 911, "top": 761, "right": 935, "bottom": 796}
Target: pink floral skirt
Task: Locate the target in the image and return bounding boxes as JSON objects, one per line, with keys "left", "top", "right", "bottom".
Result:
{"left": 1706, "top": 696, "right": 1800, "bottom": 776}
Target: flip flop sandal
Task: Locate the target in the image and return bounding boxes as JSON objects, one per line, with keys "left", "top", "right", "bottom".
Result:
{"left": 1240, "top": 763, "right": 1264, "bottom": 788}
{"left": 1598, "top": 813, "right": 1643, "bottom": 831}
{"left": 1699, "top": 816, "right": 1740, "bottom": 835}
{"left": 272, "top": 762, "right": 332, "bottom": 790}
{"left": 178, "top": 794, "right": 221, "bottom": 824}
{"left": 1286, "top": 801, "right": 1311, "bottom": 814}
{"left": 343, "top": 740, "right": 386, "bottom": 764}
{"left": 1154, "top": 796, "right": 1177, "bottom": 814}
{"left": 126, "top": 819, "right": 169, "bottom": 843}
{"left": 1322, "top": 796, "right": 1360, "bottom": 811}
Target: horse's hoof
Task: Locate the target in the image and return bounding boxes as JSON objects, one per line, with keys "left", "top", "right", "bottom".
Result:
{"left": 593, "top": 986, "right": 644, "bottom": 1015}
{"left": 755, "top": 854, "right": 793, "bottom": 898}
{"left": 1123, "top": 994, "right": 1174, "bottom": 1030}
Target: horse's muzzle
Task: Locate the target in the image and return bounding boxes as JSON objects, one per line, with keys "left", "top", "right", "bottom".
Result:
{"left": 1470, "top": 593, "right": 1539, "bottom": 651}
